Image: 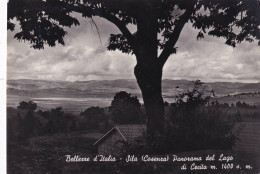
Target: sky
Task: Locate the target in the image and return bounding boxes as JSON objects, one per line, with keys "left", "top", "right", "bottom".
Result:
{"left": 7, "top": 13, "right": 260, "bottom": 83}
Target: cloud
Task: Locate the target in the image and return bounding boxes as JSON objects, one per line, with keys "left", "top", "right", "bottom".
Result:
{"left": 163, "top": 22, "right": 260, "bottom": 82}
{"left": 7, "top": 15, "right": 260, "bottom": 83}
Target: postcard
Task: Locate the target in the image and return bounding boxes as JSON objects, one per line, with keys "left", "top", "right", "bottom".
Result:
{"left": 7, "top": 0, "right": 260, "bottom": 173}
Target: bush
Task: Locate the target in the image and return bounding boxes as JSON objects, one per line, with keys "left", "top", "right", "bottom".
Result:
{"left": 164, "top": 80, "right": 237, "bottom": 153}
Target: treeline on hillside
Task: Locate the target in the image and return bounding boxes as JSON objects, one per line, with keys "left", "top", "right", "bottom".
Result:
{"left": 7, "top": 103, "right": 77, "bottom": 143}
{"left": 7, "top": 91, "right": 145, "bottom": 143}
{"left": 166, "top": 98, "right": 260, "bottom": 109}
{"left": 206, "top": 100, "right": 260, "bottom": 109}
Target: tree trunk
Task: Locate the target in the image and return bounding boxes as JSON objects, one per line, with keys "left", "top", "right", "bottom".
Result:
{"left": 134, "top": 0, "right": 165, "bottom": 137}
{"left": 134, "top": 62, "right": 165, "bottom": 136}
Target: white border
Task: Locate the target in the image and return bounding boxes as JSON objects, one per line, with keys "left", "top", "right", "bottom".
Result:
{"left": 0, "top": 0, "right": 7, "bottom": 174}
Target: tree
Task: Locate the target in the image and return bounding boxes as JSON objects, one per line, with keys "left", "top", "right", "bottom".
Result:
{"left": 16, "top": 101, "right": 42, "bottom": 140}
{"left": 175, "top": 80, "right": 211, "bottom": 108}
{"left": 8, "top": 0, "right": 260, "bottom": 136}
{"left": 109, "top": 91, "right": 143, "bottom": 124}
{"left": 19, "top": 110, "right": 42, "bottom": 141}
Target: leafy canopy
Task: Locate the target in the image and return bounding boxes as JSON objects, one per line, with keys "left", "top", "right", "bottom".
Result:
{"left": 8, "top": 0, "right": 260, "bottom": 64}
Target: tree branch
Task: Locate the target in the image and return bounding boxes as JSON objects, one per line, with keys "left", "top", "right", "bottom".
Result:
{"left": 158, "top": 6, "right": 194, "bottom": 67}
{"left": 66, "top": 3, "right": 135, "bottom": 47}
{"left": 97, "top": 11, "right": 135, "bottom": 45}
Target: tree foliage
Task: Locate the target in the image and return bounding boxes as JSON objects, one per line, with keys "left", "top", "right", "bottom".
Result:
{"left": 44, "top": 107, "right": 76, "bottom": 134}
{"left": 109, "top": 91, "right": 144, "bottom": 124}
{"left": 80, "top": 106, "right": 107, "bottom": 130}
{"left": 19, "top": 110, "right": 42, "bottom": 141}
{"left": 175, "top": 80, "right": 213, "bottom": 108}
{"left": 8, "top": 0, "right": 260, "bottom": 59}
{"left": 17, "top": 101, "right": 37, "bottom": 111}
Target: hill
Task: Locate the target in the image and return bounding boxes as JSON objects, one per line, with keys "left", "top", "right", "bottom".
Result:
{"left": 7, "top": 79, "right": 260, "bottom": 113}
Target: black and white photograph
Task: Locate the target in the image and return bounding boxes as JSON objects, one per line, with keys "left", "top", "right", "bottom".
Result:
{"left": 6, "top": 0, "right": 260, "bottom": 173}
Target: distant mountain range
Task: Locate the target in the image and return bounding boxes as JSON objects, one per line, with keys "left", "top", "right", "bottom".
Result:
{"left": 7, "top": 79, "right": 260, "bottom": 97}
{"left": 7, "top": 79, "right": 260, "bottom": 112}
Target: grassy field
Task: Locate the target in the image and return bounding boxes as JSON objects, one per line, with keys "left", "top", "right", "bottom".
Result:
{"left": 215, "top": 93, "right": 260, "bottom": 106}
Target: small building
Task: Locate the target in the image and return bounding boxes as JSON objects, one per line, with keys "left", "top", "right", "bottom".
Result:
{"left": 94, "top": 124, "right": 146, "bottom": 155}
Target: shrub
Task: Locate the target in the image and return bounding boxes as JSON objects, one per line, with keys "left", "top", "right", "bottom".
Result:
{"left": 163, "top": 80, "right": 237, "bottom": 153}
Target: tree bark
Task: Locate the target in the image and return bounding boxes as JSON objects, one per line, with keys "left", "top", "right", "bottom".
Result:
{"left": 134, "top": 62, "right": 165, "bottom": 136}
